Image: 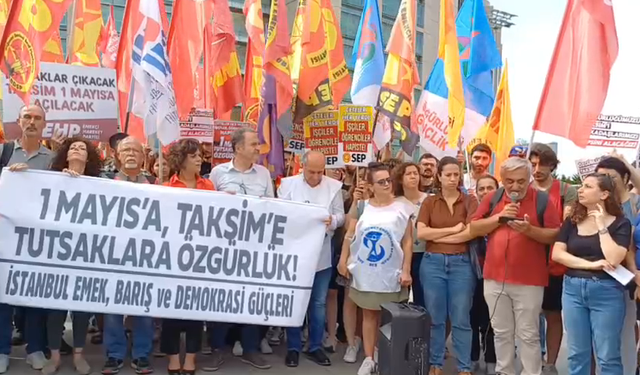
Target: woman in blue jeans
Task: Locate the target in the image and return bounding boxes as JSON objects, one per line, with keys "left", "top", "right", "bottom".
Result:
{"left": 551, "top": 173, "right": 631, "bottom": 375}
{"left": 416, "top": 157, "right": 478, "bottom": 375}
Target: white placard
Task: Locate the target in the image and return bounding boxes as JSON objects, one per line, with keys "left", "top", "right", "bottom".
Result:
{"left": 3, "top": 63, "right": 119, "bottom": 141}
{"left": 575, "top": 155, "right": 606, "bottom": 181}
{"left": 0, "top": 170, "right": 328, "bottom": 327}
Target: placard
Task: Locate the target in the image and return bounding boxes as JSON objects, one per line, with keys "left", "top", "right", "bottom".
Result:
{"left": 588, "top": 115, "right": 640, "bottom": 149}
{"left": 303, "top": 110, "right": 342, "bottom": 168}
{"left": 3, "top": 63, "right": 119, "bottom": 141}
{"left": 338, "top": 105, "right": 374, "bottom": 166}
{"left": 575, "top": 155, "right": 606, "bottom": 181}
{"left": 179, "top": 109, "right": 214, "bottom": 143}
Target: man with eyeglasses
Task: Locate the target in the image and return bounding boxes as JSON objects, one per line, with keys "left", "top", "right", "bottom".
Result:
{"left": 277, "top": 150, "right": 345, "bottom": 368}
{"left": 418, "top": 153, "right": 438, "bottom": 194}
{"left": 0, "top": 105, "right": 60, "bottom": 373}
{"left": 205, "top": 127, "right": 273, "bottom": 371}
{"left": 101, "top": 137, "right": 155, "bottom": 375}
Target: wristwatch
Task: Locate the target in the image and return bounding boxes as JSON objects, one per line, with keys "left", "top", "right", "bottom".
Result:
{"left": 598, "top": 228, "right": 609, "bottom": 235}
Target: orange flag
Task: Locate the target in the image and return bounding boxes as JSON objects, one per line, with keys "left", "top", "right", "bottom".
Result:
{"left": 242, "top": 0, "right": 265, "bottom": 125}
{"left": 41, "top": 31, "right": 64, "bottom": 63}
{"left": 532, "top": 0, "right": 618, "bottom": 148}
{"left": 100, "top": 6, "right": 118, "bottom": 69}
{"left": 0, "top": 0, "right": 73, "bottom": 103}
{"left": 376, "top": 0, "right": 421, "bottom": 154}
{"left": 167, "top": 0, "right": 212, "bottom": 118}
{"left": 262, "top": 0, "right": 293, "bottom": 121}
{"left": 290, "top": 0, "right": 330, "bottom": 123}
{"left": 69, "top": 0, "right": 104, "bottom": 66}
{"left": 205, "top": 0, "right": 243, "bottom": 118}
{"left": 321, "top": 0, "right": 350, "bottom": 108}
{"left": 0, "top": 0, "right": 10, "bottom": 34}
{"left": 115, "top": 0, "right": 169, "bottom": 140}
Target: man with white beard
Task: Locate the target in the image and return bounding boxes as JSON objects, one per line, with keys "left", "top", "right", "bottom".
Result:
{"left": 277, "top": 150, "right": 345, "bottom": 368}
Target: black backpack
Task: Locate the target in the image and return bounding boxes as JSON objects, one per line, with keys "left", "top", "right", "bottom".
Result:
{"left": 484, "top": 187, "right": 548, "bottom": 227}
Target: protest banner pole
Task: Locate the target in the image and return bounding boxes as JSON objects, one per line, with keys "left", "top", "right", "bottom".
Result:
{"left": 525, "top": 130, "right": 536, "bottom": 158}
{"left": 123, "top": 79, "right": 136, "bottom": 134}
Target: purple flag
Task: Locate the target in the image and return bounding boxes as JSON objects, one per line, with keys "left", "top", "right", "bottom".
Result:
{"left": 257, "top": 73, "right": 285, "bottom": 178}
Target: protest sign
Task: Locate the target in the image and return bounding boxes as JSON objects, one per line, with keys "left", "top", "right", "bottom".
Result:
{"left": 575, "top": 155, "right": 606, "bottom": 181}
{"left": 588, "top": 115, "right": 640, "bottom": 149}
{"left": 284, "top": 123, "right": 305, "bottom": 154}
{"left": 338, "top": 105, "right": 374, "bottom": 167}
{"left": 179, "top": 109, "right": 214, "bottom": 143}
{"left": 212, "top": 120, "right": 254, "bottom": 165}
{"left": 3, "top": 63, "right": 118, "bottom": 141}
{"left": 303, "top": 109, "right": 342, "bottom": 168}
{"left": 0, "top": 170, "right": 328, "bottom": 327}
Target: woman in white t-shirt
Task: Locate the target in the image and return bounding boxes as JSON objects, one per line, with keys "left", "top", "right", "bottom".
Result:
{"left": 393, "top": 162, "right": 428, "bottom": 308}
{"left": 338, "top": 162, "right": 413, "bottom": 375}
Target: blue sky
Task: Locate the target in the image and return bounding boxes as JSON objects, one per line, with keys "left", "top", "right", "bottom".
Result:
{"left": 487, "top": 0, "right": 640, "bottom": 176}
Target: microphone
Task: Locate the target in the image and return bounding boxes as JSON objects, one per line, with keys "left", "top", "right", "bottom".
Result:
{"left": 509, "top": 192, "right": 521, "bottom": 204}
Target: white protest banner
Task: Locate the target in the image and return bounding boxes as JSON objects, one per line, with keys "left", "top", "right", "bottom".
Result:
{"left": 588, "top": 115, "right": 640, "bottom": 149}
{"left": 575, "top": 155, "right": 606, "bottom": 181}
{"left": 3, "top": 63, "right": 118, "bottom": 141}
{"left": 338, "top": 105, "right": 374, "bottom": 167}
{"left": 0, "top": 170, "right": 328, "bottom": 327}
{"left": 179, "top": 109, "right": 214, "bottom": 143}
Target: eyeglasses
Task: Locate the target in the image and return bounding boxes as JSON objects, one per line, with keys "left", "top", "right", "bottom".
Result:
{"left": 375, "top": 177, "right": 392, "bottom": 186}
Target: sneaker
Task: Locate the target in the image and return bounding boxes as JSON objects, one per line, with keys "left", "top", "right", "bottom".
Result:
{"left": 0, "top": 354, "right": 8, "bottom": 374}
{"left": 27, "top": 352, "right": 47, "bottom": 371}
{"left": 41, "top": 360, "right": 60, "bottom": 375}
{"left": 73, "top": 357, "right": 91, "bottom": 375}
{"left": 284, "top": 350, "right": 299, "bottom": 367}
{"left": 305, "top": 349, "right": 331, "bottom": 366}
{"left": 343, "top": 345, "right": 358, "bottom": 363}
{"left": 267, "top": 327, "right": 282, "bottom": 346}
{"left": 232, "top": 341, "right": 243, "bottom": 357}
{"left": 101, "top": 357, "right": 124, "bottom": 375}
{"left": 357, "top": 357, "right": 376, "bottom": 375}
{"left": 486, "top": 363, "right": 497, "bottom": 375}
{"left": 260, "top": 338, "right": 273, "bottom": 354}
{"left": 542, "top": 364, "right": 559, "bottom": 375}
{"left": 201, "top": 350, "right": 224, "bottom": 372}
{"left": 323, "top": 336, "right": 336, "bottom": 353}
{"left": 131, "top": 357, "right": 153, "bottom": 375}
{"left": 240, "top": 353, "right": 271, "bottom": 370}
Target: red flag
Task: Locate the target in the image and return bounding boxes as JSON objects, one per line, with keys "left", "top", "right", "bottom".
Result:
{"left": 242, "top": 0, "right": 265, "bottom": 124}
{"left": 263, "top": 0, "right": 293, "bottom": 120}
{"left": 41, "top": 31, "right": 65, "bottom": 63}
{"left": 69, "top": 0, "right": 104, "bottom": 66}
{"left": 532, "top": 0, "right": 618, "bottom": 148}
{"left": 100, "top": 6, "right": 119, "bottom": 68}
{"left": 0, "top": 0, "right": 73, "bottom": 103}
{"left": 168, "top": 0, "right": 212, "bottom": 118}
{"left": 205, "top": 0, "right": 243, "bottom": 117}
{"left": 116, "top": 0, "right": 169, "bottom": 140}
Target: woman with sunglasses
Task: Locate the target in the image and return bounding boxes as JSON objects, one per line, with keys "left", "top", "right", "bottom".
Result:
{"left": 338, "top": 162, "right": 413, "bottom": 375}
{"left": 416, "top": 156, "right": 478, "bottom": 375}
{"left": 552, "top": 173, "right": 631, "bottom": 375}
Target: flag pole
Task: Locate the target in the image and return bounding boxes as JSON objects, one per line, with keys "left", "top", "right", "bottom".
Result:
{"left": 65, "top": 0, "right": 78, "bottom": 63}
{"left": 123, "top": 78, "right": 135, "bottom": 134}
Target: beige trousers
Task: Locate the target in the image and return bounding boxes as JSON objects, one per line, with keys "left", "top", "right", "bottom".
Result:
{"left": 484, "top": 279, "right": 544, "bottom": 375}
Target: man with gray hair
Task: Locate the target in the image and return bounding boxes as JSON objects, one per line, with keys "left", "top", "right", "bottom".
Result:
{"left": 277, "top": 150, "right": 345, "bottom": 367}
{"left": 205, "top": 127, "right": 273, "bottom": 371}
{"left": 469, "top": 157, "right": 562, "bottom": 375}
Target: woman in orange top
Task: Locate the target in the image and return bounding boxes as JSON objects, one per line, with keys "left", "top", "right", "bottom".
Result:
{"left": 162, "top": 139, "right": 213, "bottom": 375}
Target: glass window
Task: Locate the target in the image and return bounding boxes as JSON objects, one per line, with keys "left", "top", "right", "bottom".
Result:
{"left": 112, "top": 0, "right": 126, "bottom": 6}
{"left": 237, "top": 43, "right": 247, "bottom": 72}
{"left": 415, "top": 31, "right": 423, "bottom": 57}
{"left": 113, "top": 5, "right": 125, "bottom": 31}
{"left": 414, "top": 88, "right": 422, "bottom": 106}
{"left": 232, "top": 12, "right": 247, "bottom": 39}
{"left": 381, "top": 21, "right": 393, "bottom": 43}
{"left": 417, "top": 0, "right": 425, "bottom": 28}
{"left": 340, "top": 11, "right": 361, "bottom": 41}
{"left": 382, "top": 0, "right": 400, "bottom": 18}
{"left": 342, "top": 0, "right": 364, "bottom": 7}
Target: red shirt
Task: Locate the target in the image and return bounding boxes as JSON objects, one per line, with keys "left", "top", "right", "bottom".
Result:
{"left": 472, "top": 186, "right": 561, "bottom": 287}
{"left": 164, "top": 174, "right": 215, "bottom": 191}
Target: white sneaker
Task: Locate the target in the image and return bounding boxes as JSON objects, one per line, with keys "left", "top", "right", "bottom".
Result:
{"left": 0, "top": 354, "right": 8, "bottom": 374}
{"left": 26, "top": 352, "right": 47, "bottom": 370}
{"left": 542, "top": 364, "right": 558, "bottom": 375}
{"left": 471, "top": 361, "right": 480, "bottom": 372}
{"left": 344, "top": 345, "right": 358, "bottom": 363}
{"left": 260, "top": 338, "right": 273, "bottom": 354}
{"left": 232, "top": 341, "right": 243, "bottom": 357}
{"left": 486, "top": 363, "right": 496, "bottom": 375}
{"left": 357, "top": 357, "right": 376, "bottom": 375}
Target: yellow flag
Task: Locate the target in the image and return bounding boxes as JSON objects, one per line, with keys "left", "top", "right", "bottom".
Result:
{"left": 439, "top": 0, "right": 465, "bottom": 148}
{"left": 477, "top": 61, "right": 514, "bottom": 177}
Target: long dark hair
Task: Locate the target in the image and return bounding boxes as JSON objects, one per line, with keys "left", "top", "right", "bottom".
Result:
{"left": 50, "top": 137, "right": 103, "bottom": 177}
{"left": 393, "top": 162, "right": 420, "bottom": 197}
{"left": 570, "top": 173, "right": 623, "bottom": 224}
{"left": 434, "top": 156, "right": 461, "bottom": 191}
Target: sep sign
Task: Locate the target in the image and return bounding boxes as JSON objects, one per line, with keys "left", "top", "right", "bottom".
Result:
{"left": 3, "top": 63, "right": 119, "bottom": 142}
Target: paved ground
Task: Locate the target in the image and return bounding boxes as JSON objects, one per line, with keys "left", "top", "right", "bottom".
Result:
{"left": 4, "top": 332, "right": 572, "bottom": 375}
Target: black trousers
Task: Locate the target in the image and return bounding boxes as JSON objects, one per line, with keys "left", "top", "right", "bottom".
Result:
{"left": 470, "top": 280, "right": 496, "bottom": 363}
{"left": 160, "top": 319, "right": 202, "bottom": 355}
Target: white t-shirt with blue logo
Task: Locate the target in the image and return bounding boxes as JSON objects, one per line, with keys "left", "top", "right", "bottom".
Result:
{"left": 349, "top": 200, "right": 413, "bottom": 293}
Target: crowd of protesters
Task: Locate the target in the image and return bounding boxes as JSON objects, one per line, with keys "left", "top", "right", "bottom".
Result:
{"left": 1, "top": 104, "right": 640, "bottom": 375}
